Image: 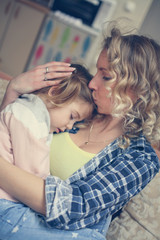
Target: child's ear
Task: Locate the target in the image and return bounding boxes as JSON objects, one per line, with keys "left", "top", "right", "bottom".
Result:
{"left": 48, "top": 85, "right": 57, "bottom": 96}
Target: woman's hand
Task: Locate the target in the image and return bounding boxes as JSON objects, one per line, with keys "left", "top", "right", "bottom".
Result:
{"left": 0, "top": 61, "right": 75, "bottom": 111}
{"left": 9, "top": 61, "right": 75, "bottom": 95}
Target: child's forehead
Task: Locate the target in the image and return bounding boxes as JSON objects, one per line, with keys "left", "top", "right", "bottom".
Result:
{"left": 79, "top": 104, "right": 93, "bottom": 119}
{"left": 70, "top": 97, "right": 93, "bottom": 111}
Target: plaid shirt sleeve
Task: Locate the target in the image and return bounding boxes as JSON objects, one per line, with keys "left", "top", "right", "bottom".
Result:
{"left": 45, "top": 136, "right": 160, "bottom": 230}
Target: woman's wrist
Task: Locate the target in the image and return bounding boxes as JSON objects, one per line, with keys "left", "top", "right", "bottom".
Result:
{"left": 0, "top": 82, "right": 20, "bottom": 111}
{"left": 6, "top": 80, "right": 21, "bottom": 98}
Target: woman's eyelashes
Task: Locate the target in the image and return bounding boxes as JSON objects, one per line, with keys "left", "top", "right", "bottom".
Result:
{"left": 103, "top": 76, "right": 112, "bottom": 81}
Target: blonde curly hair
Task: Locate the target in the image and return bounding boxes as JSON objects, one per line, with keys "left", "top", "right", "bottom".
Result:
{"left": 103, "top": 27, "right": 160, "bottom": 148}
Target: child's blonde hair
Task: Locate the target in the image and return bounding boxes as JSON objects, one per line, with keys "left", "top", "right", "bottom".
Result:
{"left": 103, "top": 27, "right": 160, "bottom": 148}
{"left": 33, "top": 64, "right": 97, "bottom": 123}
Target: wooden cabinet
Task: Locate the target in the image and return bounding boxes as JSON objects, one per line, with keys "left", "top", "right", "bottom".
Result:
{"left": 0, "top": 0, "right": 47, "bottom": 76}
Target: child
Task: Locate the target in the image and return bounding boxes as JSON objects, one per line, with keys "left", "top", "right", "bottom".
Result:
{"left": 0, "top": 64, "right": 95, "bottom": 203}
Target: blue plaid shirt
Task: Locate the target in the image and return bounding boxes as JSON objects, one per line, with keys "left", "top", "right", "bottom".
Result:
{"left": 45, "top": 134, "right": 159, "bottom": 230}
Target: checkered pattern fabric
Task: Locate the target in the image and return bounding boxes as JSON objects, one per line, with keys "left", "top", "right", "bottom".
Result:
{"left": 45, "top": 135, "right": 159, "bottom": 230}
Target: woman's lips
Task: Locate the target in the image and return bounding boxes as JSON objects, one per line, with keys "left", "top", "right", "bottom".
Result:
{"left": 92, "top": 92, "right": 97, "bottom": 102}
{"left": 93, "top": 97, "right": 97, "bottom": 103}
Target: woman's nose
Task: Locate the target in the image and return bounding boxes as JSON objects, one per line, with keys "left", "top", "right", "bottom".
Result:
{"left": 88, "top": 76, "right": 97, "bottom": 90}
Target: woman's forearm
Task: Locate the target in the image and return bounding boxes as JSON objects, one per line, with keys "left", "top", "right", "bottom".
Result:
{"left": 0, "top": 84, "right": 19, "bottom": 111}
{"left": 0, "top": 156, "right": 46, "bottom": 215}
{"left": 0, "top": 61, "right": 75, "bottom": 111}
{"left": 0, "top": 72, "right": 16, "bottom": 111}
{"left": 0, "top": 71, "right": 13, "bottom": 81}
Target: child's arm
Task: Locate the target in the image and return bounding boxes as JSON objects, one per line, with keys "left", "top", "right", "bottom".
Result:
{"left": 0, "top": 94, "right": 50, "bottom": 211}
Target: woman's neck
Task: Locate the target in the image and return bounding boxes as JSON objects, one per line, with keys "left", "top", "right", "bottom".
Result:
{"left": 69, "top": 116, "right": 123, "bottom": 154}
{"left": 93, "top": 116, "right": 123, "bottom": 137}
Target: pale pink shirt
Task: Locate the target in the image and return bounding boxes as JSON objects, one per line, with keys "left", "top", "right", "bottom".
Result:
{"left": 0, "top": 94, "right": 52, "bottom": 201}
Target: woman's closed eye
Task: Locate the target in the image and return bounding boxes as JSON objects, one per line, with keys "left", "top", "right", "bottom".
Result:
{"left": 103, "top": 76, "right": 112, "bottom": 81}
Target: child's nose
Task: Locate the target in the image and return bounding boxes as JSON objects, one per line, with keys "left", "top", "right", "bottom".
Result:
{"left": 66, "top": 122, "right": 74, "bottom": 130}
{"left": 60, "top": 128, "right": 66, "bottom": 132}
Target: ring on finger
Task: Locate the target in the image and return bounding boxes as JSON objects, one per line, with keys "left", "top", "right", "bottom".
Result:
{"left": 44, "top": 75, "right": 48, "bottom": 81}
{"left": 45, "top": 67, "right": 49, "bottom": 74}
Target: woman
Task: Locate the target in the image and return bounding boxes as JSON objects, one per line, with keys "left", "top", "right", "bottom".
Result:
{"left": 0, "top": 27, "right": 160, "bottom": 239}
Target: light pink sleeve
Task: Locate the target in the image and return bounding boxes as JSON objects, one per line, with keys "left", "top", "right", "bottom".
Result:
{"left": 0, "top": 111, "right": 50, "bottom": 179}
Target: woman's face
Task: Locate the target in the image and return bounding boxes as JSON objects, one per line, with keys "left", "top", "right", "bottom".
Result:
{"left": 89, "top": 50, "right": 115, "bottom": 115}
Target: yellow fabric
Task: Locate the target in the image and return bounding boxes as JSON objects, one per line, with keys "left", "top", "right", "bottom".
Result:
{"left": 50, "top": 132, "right": 95, "bottom": 180}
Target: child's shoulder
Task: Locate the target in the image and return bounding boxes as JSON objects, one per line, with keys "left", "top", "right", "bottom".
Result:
{"left": 3, "top": 93, "right": 49, "bottom": 124}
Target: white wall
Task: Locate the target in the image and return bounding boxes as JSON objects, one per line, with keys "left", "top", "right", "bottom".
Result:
{"left": 140, "top": 0, "right": 160, "bottom": 43}
{"left": 110, "top": 0, "right": 153, "bottom": 30}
